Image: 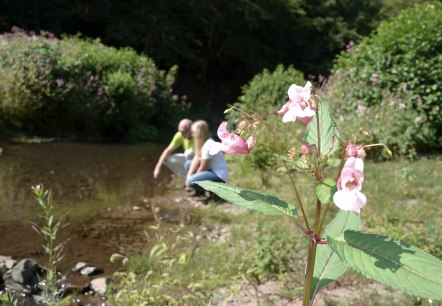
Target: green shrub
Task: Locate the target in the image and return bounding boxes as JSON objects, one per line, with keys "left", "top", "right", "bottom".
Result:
{"left": 0, "top": 29, "right": 189, "bottom": 140}
{"left": 229, "top": 64, "right": 305, "bottom": 119}
{"left": 325, "top": 3, "right": 442, "bottom": 156}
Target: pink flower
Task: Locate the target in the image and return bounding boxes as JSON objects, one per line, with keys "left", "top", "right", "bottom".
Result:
{"left": 346, "top": 143, "right": 357, "bottom": 157}
{"left": 333, "top": 157, "right": 366, "bottom": 213}
{"left": 278, "top": 81, "right": 315, "bottom": 125}
{"left": 210, "top": 122, "right": 252, "bottom": 155}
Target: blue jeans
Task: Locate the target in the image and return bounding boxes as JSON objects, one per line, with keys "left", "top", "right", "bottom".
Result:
{"left": 185, "top": 160, "right": 224, "bottom": 192}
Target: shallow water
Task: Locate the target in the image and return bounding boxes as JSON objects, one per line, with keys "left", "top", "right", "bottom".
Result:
{"left": 0, "top": 140, "right": 188, "bottom": 275}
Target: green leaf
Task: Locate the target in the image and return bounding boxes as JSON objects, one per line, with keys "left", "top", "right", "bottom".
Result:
{"left": 304, "top": 99, "right": 339, "bottom": 156}
{"left": 315, "top": 177, "right": 337, "bottom": 204}
{"left": 311, "top": 211, "right": 361, "bottom": 299}
{"left": 196, "top": 181, "right": 297, "bottom": 218}
{"left": 328, "top": 231, "right": 442, "bottom": 300}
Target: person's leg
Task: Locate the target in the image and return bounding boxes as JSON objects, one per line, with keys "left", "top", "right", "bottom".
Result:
{"left": 164, "top": 153, "right": 186, "bottom": 177}
{"left": 184, "top": 159, "right": 192, "bottom": 174}
{"left": 186, "top": 171, "right": 224, "bottom": 193}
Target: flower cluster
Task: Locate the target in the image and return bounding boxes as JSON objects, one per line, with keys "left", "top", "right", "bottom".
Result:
{"left": 210, "top": 121, "right": 256, "bottom": 155}
{"left": 277, "top": 81, "right": 315, "bottom": 125}
{"left": 333, "top": 144, "right": 367, "bottom": 213}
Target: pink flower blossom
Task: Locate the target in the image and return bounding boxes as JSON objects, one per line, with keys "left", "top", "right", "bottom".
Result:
{"left": 278, "top": 81, "right": 315, "bottom": 125}
{"left": 346, "top": 143, "right": 357, "bottom": 157}
{"left": 333, "top": 157, "right": 366, "bottom": 213}
{"left": 210, "top": 122, "right": 252, "bottom": 155}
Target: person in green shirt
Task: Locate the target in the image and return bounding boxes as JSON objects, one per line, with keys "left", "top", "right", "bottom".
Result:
{"left": 153, "top": 118, "right": 194, "bottom": 179}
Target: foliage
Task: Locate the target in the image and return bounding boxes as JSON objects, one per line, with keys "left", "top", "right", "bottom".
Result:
{"left": 247, "top": 219, "right": 300, "bottom": 281}
{"left": 0, "top": 29, "right": 188, "bottom": 140}
{"left": 0, "top": 0, "right": 389, "bottom": 79}
{"left": 197, "top": 82, "right": 442, "bottom": 306}
{"left": 325, "top": 3, "right": 442, "bottom": 156}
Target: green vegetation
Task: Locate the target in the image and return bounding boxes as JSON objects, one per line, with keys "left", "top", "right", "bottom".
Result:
{"left": 0, "top": 29, "right": 188, "bottom": 140}
{"left": 110, "top": 157, "right": 442, "bottom": 305}
{"left": 31, "top": 185, "right": 67, "bottom": 305}
{"left": 2, "top": 0, "right": 422, "bottom": 79}
{"left": 324, "top": 3, "right": 442, "bottom": 158}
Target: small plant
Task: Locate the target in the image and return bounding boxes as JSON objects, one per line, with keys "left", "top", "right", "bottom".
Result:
{"left": 0, "top": 289, "right": 18, "bottom": 306}
{"left": 198, "top": 80, "right": 442, "bottom": 305}
{"left": 31, "top": 184, "right": 67, "bottom": 305}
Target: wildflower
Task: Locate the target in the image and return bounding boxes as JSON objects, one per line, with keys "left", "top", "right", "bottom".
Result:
{"left": 333, "top": 157, "right": 366, "bottom": 213}
{"left": 301, "top": 142, "right": 309, "bottom": 155}
{"left": 345, "top": 143, "right": 357, "bottom": 157}
{"left": 278, "top": 81, "right": 315, "bottom": 125}
{"left": 210, "top": 122, "right": 254, "bottom": 155}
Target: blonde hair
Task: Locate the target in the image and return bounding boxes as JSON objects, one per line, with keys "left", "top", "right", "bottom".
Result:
{"left": 191, "top": 120, "right": 210, "bottom": 157}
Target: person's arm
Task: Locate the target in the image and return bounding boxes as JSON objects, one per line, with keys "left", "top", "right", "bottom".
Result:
{"left": 153, "top": 144, "right": 175, "bottom": 179}
{"left": 197, "top": 159, "right": 209, "bottom": 172}
{"left": 186, "top": 156, "right": 200, "bottom": 179}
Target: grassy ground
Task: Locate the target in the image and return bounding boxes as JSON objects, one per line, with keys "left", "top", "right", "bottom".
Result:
{"left": 109, "top": 155, "right": 442, "bottom": 305}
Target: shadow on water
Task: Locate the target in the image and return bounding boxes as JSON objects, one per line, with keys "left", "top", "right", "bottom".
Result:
{"left": 0, "top": 140, "right": 201, "bottom": 276}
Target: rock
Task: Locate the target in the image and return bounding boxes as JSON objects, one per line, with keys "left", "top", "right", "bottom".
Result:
{"left": 72, "top": 262, "right": 103, "bottom": 277}
{"left": 0, "top": 255, "right": 17, "bottom": 275}
{"left": 80, "top": 266, "right": 103, "bottom": 277}
{"left": 90, "top": 277, "right": 108, "bottom": 295}
{"left": 5, "top": 258, "right": 40, "bottom": 286}
{"left": 72, "top": 262, "right": 88, "bottom": 273}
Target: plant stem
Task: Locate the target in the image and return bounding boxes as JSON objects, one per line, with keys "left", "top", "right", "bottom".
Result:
{"left": 262, "top": 121, "right": 310, "bottom": 230}
{"left": 302, "top": 239, "right": 318, "bottom": 306}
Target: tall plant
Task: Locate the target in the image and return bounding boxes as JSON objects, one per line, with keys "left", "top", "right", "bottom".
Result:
{"left": 198, "top": 81, "right": 442, "bottom": 305}
{"left": 31, "top": 184, "right": 66, "bottom": 305}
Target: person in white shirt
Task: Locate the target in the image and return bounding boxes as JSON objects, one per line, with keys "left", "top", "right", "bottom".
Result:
{"left": 185, "top": 120, "right": 228, "bottom": 194}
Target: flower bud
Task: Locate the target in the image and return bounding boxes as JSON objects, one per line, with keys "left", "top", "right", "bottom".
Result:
{"left": 310, "top": 144, "right": 317, "bottom": 156}
{"left": 287, "top": 146, "right": 297, "bottom": 159}
{"left": 346, "top": 143, "right": 357, "bottom": 157}
{"left": 246, "top": 136, "right": 256, "bottom": 151}
{"left": 301, "top": 142, "right": 309, "bottom": 155}
{"left": 356, "top": 145, "right": 366, "bottom": 159}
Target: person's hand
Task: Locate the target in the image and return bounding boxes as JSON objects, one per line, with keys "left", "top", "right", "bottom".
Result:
{"left": 153, "top": 167, "right": 160, "bottom": 179}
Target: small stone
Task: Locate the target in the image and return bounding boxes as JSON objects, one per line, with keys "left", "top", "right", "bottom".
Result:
{"left": 90, "top": 277, "right": 108, "bottom": 295}
{"left": 72, "top": 262, "right": 88, "bottom": 273}
{"left": 80, "top": 266, "right": 103, "bottom": 276}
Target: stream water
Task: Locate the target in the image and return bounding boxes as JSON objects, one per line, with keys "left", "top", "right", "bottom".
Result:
{"left": 0, "top": 140, "right": 190, "bottom": 276}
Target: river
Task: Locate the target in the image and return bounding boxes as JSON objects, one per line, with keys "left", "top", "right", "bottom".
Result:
{"left": 0, "top": 140, "right": 192, "bottom": 276}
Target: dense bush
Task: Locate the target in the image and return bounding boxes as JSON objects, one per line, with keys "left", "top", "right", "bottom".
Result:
{"left": 0, "top": 29, "right": 189, "bottom": 140}
{"left": 324, "top": 3, "right": 442, "bottom": 157}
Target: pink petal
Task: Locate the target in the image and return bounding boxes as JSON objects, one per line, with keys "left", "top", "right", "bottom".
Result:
{"left": 282, "top": 107, "right": 299, "bottom": 123}
{"left": 333, "top": 190, "right": 366, "bottom": 213}
{"left": 277, "top": 101, "right": 291, "bottom": 116}
{"left": 217, "top": 122, "right": 230, "bottom": 139}
{"left": 223, "top": 135, "right": 250, "bottom": 154}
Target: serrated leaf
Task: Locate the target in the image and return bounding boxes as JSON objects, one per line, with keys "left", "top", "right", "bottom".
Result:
{"left": 304, "top": 99, "right": 339, "bottom": 156}
{"left": 196, "top": 181, "right": 297, "bottom": 218}
{"left": 315, "top": 177, "right": 337, "bottom": 204}
{"left": 311, "top": 211, "right": 361, "bottom": 299}
{"left": 275, "top": 154, "right": 310, "bottom": 171}
{"left": 327, "top": 231, "right": 442, "bottom": 300}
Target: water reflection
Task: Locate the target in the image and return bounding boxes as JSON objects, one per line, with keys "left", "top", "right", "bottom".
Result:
{"left": 0, "top": 141, "right": 170, "bottom": 221}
